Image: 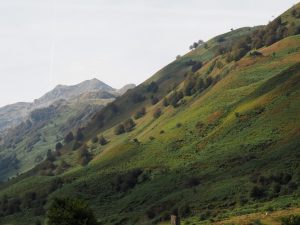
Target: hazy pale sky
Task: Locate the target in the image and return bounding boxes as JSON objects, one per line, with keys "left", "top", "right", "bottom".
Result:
{"left": 0, "top": 0, "right": 298, "bottom": 106}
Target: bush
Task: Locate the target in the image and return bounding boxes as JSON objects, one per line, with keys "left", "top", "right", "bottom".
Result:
{"left": 123, "top": 118, "right": 136, "bottom": 132}
{"left": 46, "top": 149, "right": 56, "bottom": 162}
{"left": 191, "top": 61, "right": 203, "bottom": 72}
{"left": 64, "top": 132, "right": 74, "bottom": 143}
{"left": 249, "top": 51, "right": 263, "bottom": 57}
{"left": 134, "top": 107, "right": 146, "bottom": 119}
{"left": 183, "top": 77, "right": 196, "bottom": 96}
{"left": 75, "top": 129, "right": 84, "bottom": 142}
{"left": 168, "top": 91, "right": 184, "bottom": 107}
{"left": 99, "top": 135, "right": 107, "bottom": 146}
{"left": 112, "top": 169, "right": 143, "bottom": 192}
{"left": 153, "top": 108, "right": 162, "bottom": 119}
{"left": 91, "top": 136, "right": 98, "bottom": 144}
{"left": 151, "top": 96, "right": 160, "bottom": 105}
{"left": 47, "top": 197, "right": 98, "bottom": 225}
{"left": 147, "top": 81, "right": 159, "bottom": 93}
{"left": 72, "top": 141, "right": 82, "bottom": 150}
{"left": 196, "top": 77, "right": 205, "bottom": 91}
{"left": 114, "top": 124, "right": 125, "bottom": 135}
{"left": 78, "top": 146, "right": 92, "bottom": 166}
{"left": 55, "top": 142, "right": 63, "bottom": 151}
{"left": 281, "top": 215, "right": 300, "bottom": 225}
{"left": 163, "top": 98, "right": 169, "bottom": 107}
{"left": 184, "top": 177, "right": 200, "bottom": 188}
{"left": 130, "top": 92, "right": 146, "bottom": 103}
{"left": 250, "top": 186, "right": 266, "bottom": 199}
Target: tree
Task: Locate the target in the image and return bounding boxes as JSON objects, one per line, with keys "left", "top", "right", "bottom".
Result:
{"left": 78, "top": 146, "right": 91, "bottom": 166}
{"left": 191, "top": 61, "right": 203, "bottom": 72}
{"left": 250, "top": 186, "right": 266, "bottom": 199}
{"left": 163, "top": 98, "right": 169, "bottom": 107}
{"left": 46, "top": 149, "right": 56, "bottom": 162}
{"left": 193, "top": 42, "right": 199, "bottom": 49}
{"left": 55, "top": 142, "right": 63, "bottom": 151}
{"left": 47, "top": 197, "right": 98, "bottom": 225}
{"left": 64, "top": 132, "right": 74, "bottom": 143}
{"left": 92, "top": 136, "right": 99, "bottom": 144}
{"left": 196, "top": 77, "right": 205, "bottom": 92}
{"left": 99, "top": 135, "right": 107, "bottom": 146}
{"left": 183, "top": 78, "right": 196, "bottom": 96}
{"left": 134, "top": 107, "right": 146, "bottom": 119}
{"left": 153, "top": 108, "right": 162, "bottom": 119}
{"left": 147, "top": 81, "right": 159, "bottom": 93}
{"left": 123, "top": 118, "right": 136, "bottom": 132}
{"left": 151, "top": 96, "right": 159, "bottom": 105}
{"left": 198, "top": 40, "right": 204, "bottom": 45}
{"left": 75, "top": 129, "right": 84, "bottom": 142}
{"left": 114, "top": 124, "right": 125, "bottom": 135}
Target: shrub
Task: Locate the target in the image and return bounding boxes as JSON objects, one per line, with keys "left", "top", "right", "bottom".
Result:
{"left": 134, "top": 107, "right": 146, "bottom": 119}
{"left": 47, "top": 197, "right": 98, "bottom": 225}
{"left": 216, "top": 36, "right": 225, "bottom": 42}
{"left": 147, "top": 81, "right": 159, "bottom": 93}
{"left": 153, "top": 108, "right": 162, "bottom": 119}
{"left": 99, "top": 135, "right": 107, "bottom": 146}
{"left": 168, "top": 91, "right": 184, "bottom": 107}
{"left": 55, "top": 142, "right": 63, "bottom": 151}
{"left": 112, "top": 169, "right": 143, "bottom": 192}
{"left": 183, "top": 77, "right": 196, "bottom": 96}
{"left": 46, "top": 149, "right": 56, "bottom": 162}
{"left": 91, "top": 137, "right": 98, "bottom": 144}
{"left": 130, "top": 92, "right": 146, "bottom": 103}
{"left": 250, "top": 186, "right": 266, "bottom": 199}
{"left": 281, "top": 215, "right": 300, "bottom": 225}
{"left": 191, "top": 61, "right": 203, "bottom": 72}
{"left": 163, "top": 98, "right": 169, "bottom": 107}
{"left": 78, "top": 146, "right": 92, "bottom": 166}
{"left": 64, "top": 132, "right": 74, "bottom": 143}
{"left": 123, "top": 118, "right": 136, "bottom": 132}
{"left": 151, "top": 96, "right": 160, "bottom": 105}
{"left": 72, "top": 141, "right": 82, "bottom": 150}
{"left": 184, "top": 177, "right": 200, "bottom": 188}
{"left": 114, "top": 124, "right": 125, "bottom": 135}
{"left": 196, "top": 78, "right": 205, "bottom": 92}
{"left": 75, "top": 129, "right": 84, "bottom": 142}
{"left": 249, "top": 51, "right": 263, "bottom": 57}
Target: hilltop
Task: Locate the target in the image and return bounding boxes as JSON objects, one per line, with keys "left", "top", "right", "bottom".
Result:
{"left": 0, "top": 3, "right": 300, "bottom": 225}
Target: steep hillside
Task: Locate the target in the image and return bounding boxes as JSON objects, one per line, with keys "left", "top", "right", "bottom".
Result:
{"left": 0, "top": 3, "right": 300, "bottom": 225}
{"left": 0, "top": 80, "right": 135, "bottom": 181}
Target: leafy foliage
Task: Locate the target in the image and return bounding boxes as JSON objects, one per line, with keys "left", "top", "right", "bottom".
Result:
{"left": 47, "top": 197, "right": 98, "bottom": 225}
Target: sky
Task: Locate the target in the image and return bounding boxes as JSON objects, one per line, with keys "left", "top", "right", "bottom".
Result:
{"left": 0, "top": 0, "right": 298, "bottom": 106}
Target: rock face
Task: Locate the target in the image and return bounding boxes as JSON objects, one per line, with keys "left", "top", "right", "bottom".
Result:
{"left": 0, "top": 78, "right": 136, "bottom": 136}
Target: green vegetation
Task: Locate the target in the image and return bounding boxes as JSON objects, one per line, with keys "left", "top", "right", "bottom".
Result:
{"left": 47, "top": 197, "right": 98, "bottom": 225}
{"left": 1, "top": 3, "right": 300, "bottom": 225}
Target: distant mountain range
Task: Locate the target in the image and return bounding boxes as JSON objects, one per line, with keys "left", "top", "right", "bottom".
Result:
{"left": 0, "top": 78, "right": 135, "bottom": 135}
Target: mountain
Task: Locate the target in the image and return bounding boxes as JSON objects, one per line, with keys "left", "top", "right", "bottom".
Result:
{"left": 0, "top": 3, "right": 300, "bottom": 225}
{"left": 0, "top": 78, "right": 134, "bottom": 136}
{"left": 0, "top": 79, "right": 135, "bottom": 181}
{"left": 33, "top": 78, "right": 114, "bottom": 108}
{"left": 117, "top": 83, "right": 136, "bottom": 95}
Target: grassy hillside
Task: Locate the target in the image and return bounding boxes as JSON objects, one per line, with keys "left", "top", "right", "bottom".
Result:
{"left": 0, "top": 3, "right": 300, "bottom": 225}
{"left": 0, "top": 98, "right": 112, "bottom": 181}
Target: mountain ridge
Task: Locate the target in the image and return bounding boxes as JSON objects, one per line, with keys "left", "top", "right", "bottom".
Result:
{"left": 0, "top": 79, "right": 135, "bottom": 135}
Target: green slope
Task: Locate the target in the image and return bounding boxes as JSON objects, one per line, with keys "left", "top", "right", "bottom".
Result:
{"left": 1, "top": 3, "right": 300, "bottom": 225}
